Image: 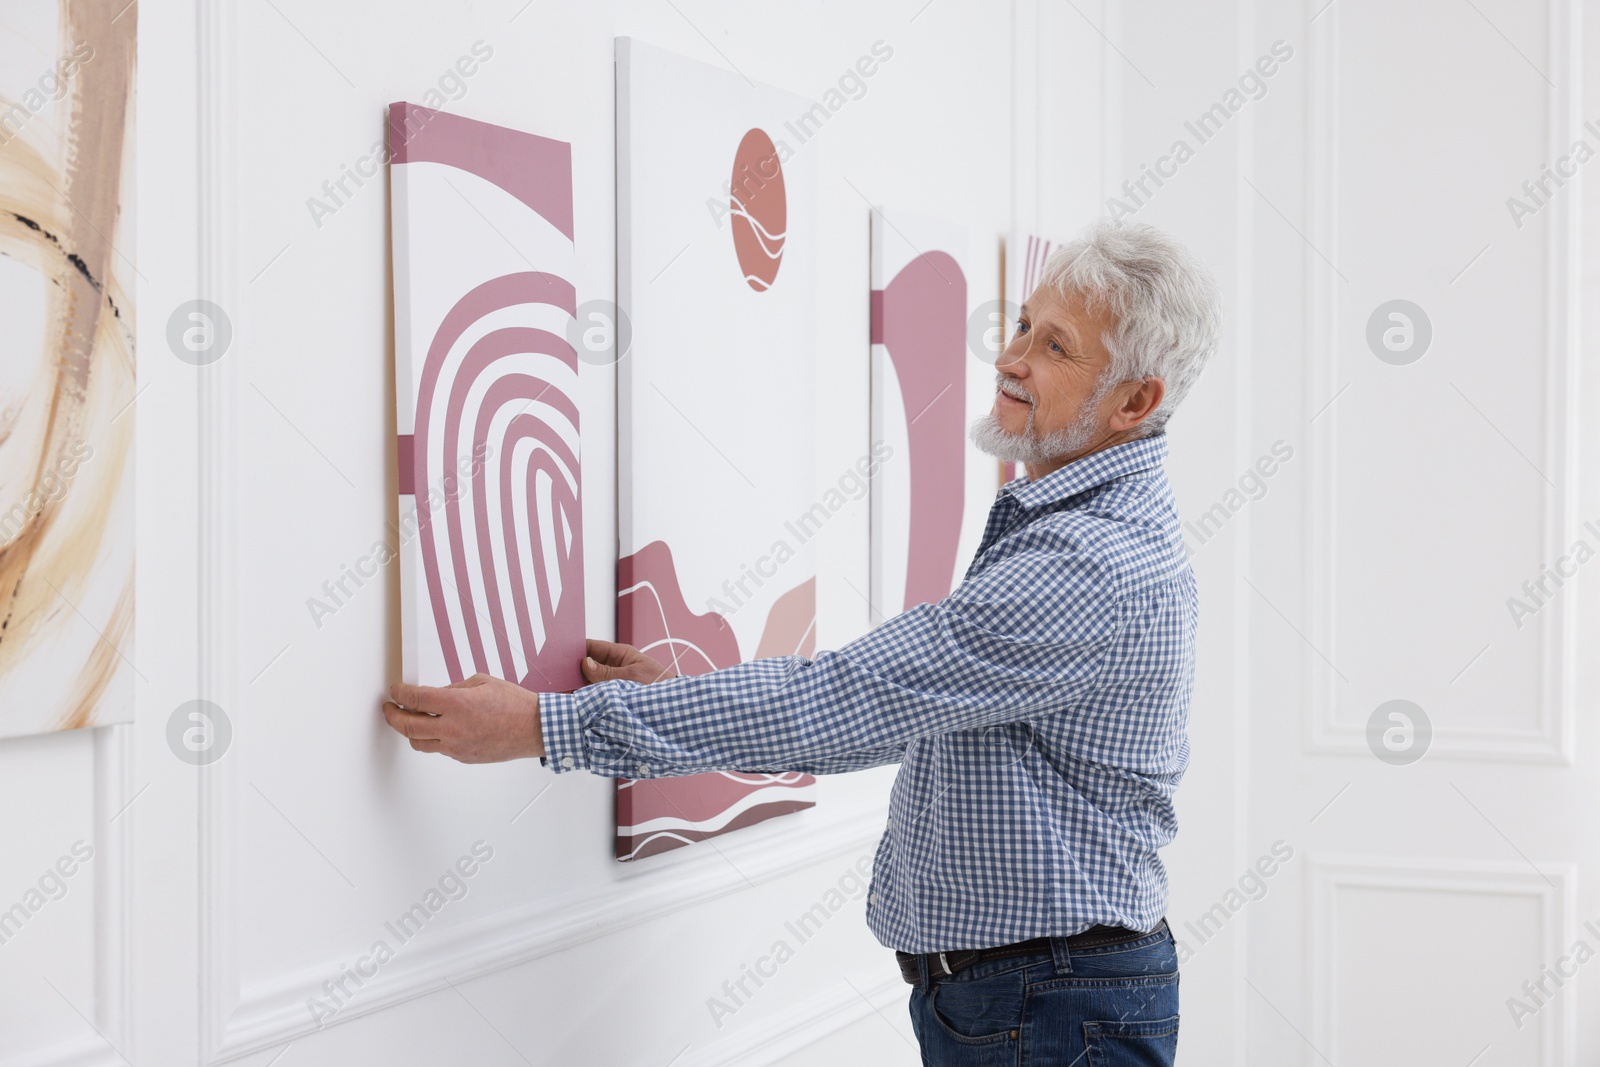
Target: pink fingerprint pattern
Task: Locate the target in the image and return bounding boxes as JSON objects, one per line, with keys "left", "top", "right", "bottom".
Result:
{"left": 873, "top": 251, "right": 968, "bottom": 612}
{"left": 390, "top": 101, "right": 586, "bottom": 695}
{"left": 410, "top": 273, "right": 586, "bottom": 694}
{"left": 613, "top": 540, "right": 816, "bottom": 861}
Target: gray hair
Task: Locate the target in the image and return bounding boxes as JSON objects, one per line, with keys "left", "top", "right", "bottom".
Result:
{"left": 1037, "top": 219, "right": 1222, "bottom": 437}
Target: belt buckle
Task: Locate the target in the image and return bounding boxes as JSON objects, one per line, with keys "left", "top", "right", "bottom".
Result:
{"left": 938, "top": 951, "right": 950, "bottom": 975}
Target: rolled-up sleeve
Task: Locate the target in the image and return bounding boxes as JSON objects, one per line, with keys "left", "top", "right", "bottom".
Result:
{"left": 538, "top": 546, "right": 1118, "bottom": 778}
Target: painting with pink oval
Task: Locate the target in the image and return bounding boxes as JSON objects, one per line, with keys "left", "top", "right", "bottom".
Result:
{"left": 388, "top": 102, "right": 586, "bottom": 696}
{"left": 614, "top": 37, "right": 818, "bottom": 861}
{"left": 869, "top": 208, "right": 973, "bottom": 617}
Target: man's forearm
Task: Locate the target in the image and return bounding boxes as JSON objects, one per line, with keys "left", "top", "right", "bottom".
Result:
{"left": 540, "top": 671, "right": 907, "bottom": 777}
{"left": 539, "top": 657, "right": 919, "bottom": 777}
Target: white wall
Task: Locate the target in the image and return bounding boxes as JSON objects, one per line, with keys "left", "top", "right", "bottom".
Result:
{"left": 1120, "top": 1, "right": 1600, "bottom": 1064}
{"left": 5, "top": 1, "right": 1260, "bottom": 1065}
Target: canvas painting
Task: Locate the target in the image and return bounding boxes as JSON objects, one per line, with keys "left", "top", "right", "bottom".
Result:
{"left": 388, "top": 102, "right": 586, "bottom": 695}
{"left": 869, "top": 208, "right": 970, "bottom": 616}
{"left": 614, "top": 37, "right": 818, "bottom": 861}
{"left": 1008, "top": 231, "right": 1059, "bottom": 313}
{"left": 0, "top": 0, "right": 136, "bottom": 739}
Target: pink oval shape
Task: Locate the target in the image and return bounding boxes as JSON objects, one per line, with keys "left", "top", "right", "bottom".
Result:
{"left": 729, "top": 128, "right": 786, "bottom": 291}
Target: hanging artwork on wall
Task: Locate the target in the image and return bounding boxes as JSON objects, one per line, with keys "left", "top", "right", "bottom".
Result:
{"left": 1008, "top": 231, "right": 1059, "bottom": 313}
{"left": 870, "top": 208, "right": 969, "bottom": 616}
{"left": 0, "top": 0, "right": 136, "bottom": 739}
{"left": 388, "top": 102, "right": 586, "bottom": 695}
{"left": 614, "top": 37, "right": 818, "bottom": 861}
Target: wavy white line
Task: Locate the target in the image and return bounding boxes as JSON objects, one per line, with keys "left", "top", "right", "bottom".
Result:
{"left": 618, "top": 578, "right": 727, "bottom": 675}
{"left": 619, "top": 781, "right": 815, "bottom": 837}
{"left": 728, "top": 196, "right": 788, "bottom": 244}
{"left": 729, "top": 206, "right": 787, "bottom": 261}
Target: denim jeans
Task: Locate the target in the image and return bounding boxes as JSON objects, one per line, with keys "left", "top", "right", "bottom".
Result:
{"left": 905, "top": 921, "right": 1179, "bottom": 1066}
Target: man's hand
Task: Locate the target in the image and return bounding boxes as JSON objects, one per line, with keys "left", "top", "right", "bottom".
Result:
{"left": 382, "top": 639, "right": 670, "bottom": 764}
{"left": 581, "top": 638, "right": 676, "bottom": 686}
{"left": 382, "top": 674, "right": 543, "bottom": 763}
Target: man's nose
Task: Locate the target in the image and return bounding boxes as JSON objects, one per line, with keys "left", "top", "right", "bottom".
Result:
{"left": 996, "top": 342, "right": 1029, "bottom": 372}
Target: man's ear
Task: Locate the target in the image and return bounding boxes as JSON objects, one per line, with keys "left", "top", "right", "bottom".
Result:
{"left": 1109, "top": 377, "right": 1164, "bottom": 433}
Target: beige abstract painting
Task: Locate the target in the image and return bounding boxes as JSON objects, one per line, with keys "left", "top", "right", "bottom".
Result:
{"left": 0, "top": 0, "right": 135, "bottom": 738}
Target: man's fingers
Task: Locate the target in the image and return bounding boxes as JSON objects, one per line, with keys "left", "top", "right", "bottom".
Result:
{"left": 389, "top": 681, "right": 469, "bottom": 715}
{"left": 409, "top": 737, "right": 444, "bottom": 753}
{"left": 585, "top": 638, "right": 638, "bottom": 667}
{"left": 382, "top": 700, "right": 444, "bottom": 740}
{"left": 580, "top": 652, "right": 674, "bottom": 686}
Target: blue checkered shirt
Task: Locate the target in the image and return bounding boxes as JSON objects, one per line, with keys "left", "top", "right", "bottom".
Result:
{"left": 538, "top": 434, "right": 1197, "bottom": 953}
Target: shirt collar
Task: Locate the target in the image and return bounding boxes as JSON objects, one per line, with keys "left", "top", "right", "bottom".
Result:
{"left": 1004, "top": 433, "right": 1169, "bottom": 510}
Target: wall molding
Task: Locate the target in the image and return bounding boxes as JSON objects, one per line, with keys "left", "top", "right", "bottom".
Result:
{"left": 210, "top": 803, "right": 885, "bottom": 1062}
{"left": 1231, "top": 0, "right": 1257, "bottom": 1057}
{"left": 1302, "top": 0, "right": 1582, "bottom": 764}
{"left": 196, "top": 0, "right": 242, "bottom": 1057}
{"left": 93, "top": 726, "right": 133, "bottom": 1063}
{"left": 13, "top": 730, "right": 135, "bottom": 1066}
{"left": 1308, "top": 854, "right": 1575, "bottom": 1066}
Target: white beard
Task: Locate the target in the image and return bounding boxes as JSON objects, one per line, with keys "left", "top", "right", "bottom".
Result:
{"left": 968, "top": 373, "right": 1114, "bottom": 467}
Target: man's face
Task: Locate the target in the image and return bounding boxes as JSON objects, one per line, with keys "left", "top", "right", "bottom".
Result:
{"left": 997, "top": 285, "right": 1116, "bottom": 433}
{"left": 970, "top": 284, "right": 1120, "bottom": 467}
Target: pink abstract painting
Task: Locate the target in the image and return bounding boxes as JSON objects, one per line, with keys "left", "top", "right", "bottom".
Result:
{"left": 389, "top": 102, "right": 585, "bottom": 695}
{"left": 1012, "top": 232, "right": 1058, "bottom": 311}
{"left": 614, "top": 542, "right": 816, "bottom": 860}
{"left": 614, "top": 38, "right": 819, "bottom": 861}
{"left": 870, "top": 209, "right": 969, "bottom": 616}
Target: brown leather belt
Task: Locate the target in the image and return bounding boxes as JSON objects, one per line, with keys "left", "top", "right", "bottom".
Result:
{"left": 895, "top": 919, "right": 1166, "bottom": 986}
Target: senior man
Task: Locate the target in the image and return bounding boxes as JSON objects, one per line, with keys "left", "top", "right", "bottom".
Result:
{"left": 383, "top": 218, "right": 1221, "bottom": 1065}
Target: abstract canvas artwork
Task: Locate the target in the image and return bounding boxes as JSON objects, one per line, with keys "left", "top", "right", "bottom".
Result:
{"left": 388, "top": 102, "right": 585, "bottom": 695}
{"left": 614, "top": 38, "right": 818, "bottom": 861}
{"left": 0, "top": 0, "right": 136, "bottom": 739}
{"left": 1008, "top": 231, "right": 1059, "bottom": 312}
{"left": 870, "top": 209, "right": 969, "bottom": 616}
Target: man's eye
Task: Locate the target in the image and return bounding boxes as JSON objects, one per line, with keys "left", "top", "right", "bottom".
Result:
{"left": 1049, "top": 339, "right": 1063, "bottom": 353}
{"left": 1015, "top": 319, "right": 1029, "bottom": 334}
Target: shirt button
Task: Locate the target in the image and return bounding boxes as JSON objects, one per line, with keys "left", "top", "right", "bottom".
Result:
{"left": 869, "top": 893, "right": 879, "bottom": 906}
{"left": 559, "top": 755, "right": 574, "bottom": 769}
{"left": 637, "top": 764, "right": 651, "bottom": 775}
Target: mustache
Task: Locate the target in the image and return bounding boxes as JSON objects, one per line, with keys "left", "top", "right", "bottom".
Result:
{"left": 996, "top": 378, "right": 1033, "bottom": 404}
